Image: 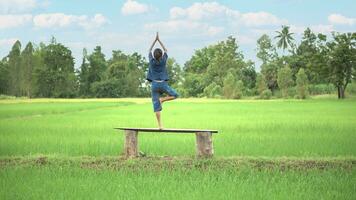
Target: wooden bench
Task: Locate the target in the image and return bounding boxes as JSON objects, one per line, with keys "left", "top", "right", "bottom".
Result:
{"left": 114, "top": 128, "right": 218, "bottom": 158}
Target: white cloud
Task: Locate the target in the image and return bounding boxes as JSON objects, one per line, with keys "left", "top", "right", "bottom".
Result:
{"left": 0, "top": 0, "right": 37, "bottom": 14}
{"left": 0, "top": 0, "right": 49, "bottom": 14}
{"left": 168, "top": 2, "right": 286, "bottom": 27}
{"left": 33, "top": 13, "right": 109, "bottom": 29}
{"left": 121, "top": 0, "right": 150, "bottom": 15}
{"left": 238, "top": 35, "right": 256, "bottom": 45}
{"left": 310, "top": 24, "right": 334, "bottom": 34}
{"left": 290, "top": 24, "right": 334, "bottom": 35}
{"left": 0, "top": 38, "right": 19, "bottom": 46}
{"left": 328, "top": 14, "right": 355, "bottom": 26}
{"left": 207, "top": 26, "right": 224, "bottom": 36}
{"left": 289, "top": 25, "right": 306, "bottom": 34}
{"left": 146, "top": 2, "right": 287, "bottom": 38}
{"left": 0, "top": 14, "right": 32, "bottom": 29}
{"left": 170, "top": 2, "right": 239, "bottom": 21}
{"left": 145, "top": 20, "right": 223, "bottom": 37}
{"left": 241, "top": 12, "right": 288, "bottom": 27}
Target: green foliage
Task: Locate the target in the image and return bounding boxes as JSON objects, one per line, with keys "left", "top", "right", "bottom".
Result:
{"left": 261, "top": 62, "right": 279, "bottom": 92}
{"left": 294, "top": 28, "right": 328, "bottom": 84}
{"left": 183, "top": 36, "right": 255, "bottom": 97}
{"left": 327, "top": 32, "right": 356, "bottom": 99}
{"left": 7, "top": 40, "right": 22, "bottom": 96}
{"left": 308, "top": 84, "right": 335, "bottom": 95}
{"left": 1, "top": 30, "right": 355, "bottom": 99}
{"left": 256, "top": 73, "right": 267, "bottom": 95}
{"left": 21, "top": 42, "right": 35, "bottom": 97}
{"left": 78, "top": 48, "right": 90, "bottom": 97}
{"left": 346, "top": 82, "right": 356, "bottom": 95}
{"left": 277, "top": 66, "right": 294, "bottom": 98}
{"left": 275, "top": 25, "right": 295, "bottom": 51}
{"left": 90, "top": 78, "right": 121, "bottom": 97}
{"left": 296, "top": 68, "right": 309, "bottom": 99}
{"left": 166, "top": 58, "right": 182, "bottom": 88}
{"left": 0, "top": 60, "right": 9, "bottom": 95}
{"left": 223, "top": 72, "right": 243, "bottom": 99}
{"left": 36, "top": 39, "right": 77, "bottom": 97}
{"left": 203, "top": 82, "right": 222, "bottom": 98}
{"left": 256, "top": 34, "right": 277, "bottom": 64}
{"left": 260, "top": 89, "right": 272, "bottom": 99}
{"left": 88, "top": 46, "right": 107, "bottom": 84}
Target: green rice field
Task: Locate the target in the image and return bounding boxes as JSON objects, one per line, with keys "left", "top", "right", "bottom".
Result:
{"left": 1, "top": 97, "right": 355, "bottom": 199}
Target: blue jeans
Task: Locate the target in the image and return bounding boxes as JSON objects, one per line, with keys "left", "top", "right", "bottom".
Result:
{"left": 151, "top": 81, "right": 179, "bottom": 112}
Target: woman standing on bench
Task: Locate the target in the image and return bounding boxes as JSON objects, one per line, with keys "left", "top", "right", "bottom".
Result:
{"left": 147, "top": 32, "right": 179, "bottom": 129}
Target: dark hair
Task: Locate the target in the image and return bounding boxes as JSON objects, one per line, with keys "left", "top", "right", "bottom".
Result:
{"left": 153, "top": 48, "right": 162, "bottom": 61}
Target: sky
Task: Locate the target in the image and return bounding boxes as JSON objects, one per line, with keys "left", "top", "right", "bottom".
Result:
{"left": 0, "top": 0, "right": 355, "bottom": 71}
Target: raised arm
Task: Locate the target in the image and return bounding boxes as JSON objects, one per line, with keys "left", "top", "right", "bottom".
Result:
{"left": 149, "top": 32, "right": 158, "bottom": 52}
{"left": 156, "top": 33, "right": 168, "bottom": 53}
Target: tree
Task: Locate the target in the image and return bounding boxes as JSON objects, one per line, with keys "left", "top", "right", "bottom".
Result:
{"left": 21, "top": 42, "right": 35, "bottom": 97}
{"left": 257, "top": 34, "right": 279, "bottom": 94}
{"left": 183, "top": 36, "right": 252, "bottom": 97}
{"left": 203, "top": 82, "right": 222, "bottom": 98}
{"left": 275, "top": 25, "right": 295, "bottom": 51}
{"left": 36, "top": 38, "right": 77, "bottom": 97}
{"left": 277, "top": 66, "right": 293, "bottom": 98}
{"left": 166, "top": 58, "right": 182, "bottom": 88}
{"left": 294, "top": 28, "right": 328, "bottom": 84}
{"left": 78, "top": 48, "right": 91, "bottom": 96}
{"left": 88, "top": 46, "right": 107, "bottom": 95}
{"left": 296, "top": 68, "right": 308, "bottom": 99}
{"left": 256, "top": 73, "right": 267, "bottom": 95}
{"left": 7, "top": 40, "right": 22, "bottom": 96}
{"left": 256, "top": 34, "right": 277, "bottom": 64}
{"left": 223, "top": 71, "right": 243, "bottom": 99}
{"left": 261, "top": 62, "right": 279, "bottom": 93}
{"left": 94, "top": 50, "right": 147, "bottom": 97}
{"left": 241, "top": 60, "right": 257, "bottom": 90}
{"left": 0, "top": 59, "right": 10, "bottom": 94}
{"left": 327, "top": 32, "right": 356, "bottom": 99}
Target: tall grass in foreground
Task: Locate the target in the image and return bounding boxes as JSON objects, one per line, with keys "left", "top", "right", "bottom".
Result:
{"left": 0, "top": 165, "right": 355, "bottom": 200}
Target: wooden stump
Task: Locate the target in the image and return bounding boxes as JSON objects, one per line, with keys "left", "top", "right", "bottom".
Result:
{"left": 195, "top": 132, "right": 213, "bottom": 157}
{"left": 124, "top": 130, "right": 138, "bottom": 157}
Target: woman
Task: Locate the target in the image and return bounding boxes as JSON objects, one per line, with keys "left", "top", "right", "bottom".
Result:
{"left": 146, "top": 32, "right": 179, "bottom": 129}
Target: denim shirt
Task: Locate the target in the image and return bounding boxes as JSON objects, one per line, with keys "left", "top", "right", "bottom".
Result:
{"left": 146, "top": 52, "right": 169, "bottom": 82}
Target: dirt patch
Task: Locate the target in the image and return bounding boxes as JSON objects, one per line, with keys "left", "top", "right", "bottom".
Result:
{"left": 0, "top": 156, "right": 355, "bottom": 172}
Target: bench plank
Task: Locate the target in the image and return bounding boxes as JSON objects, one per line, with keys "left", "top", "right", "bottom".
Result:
{"left": 114, "top": 127, "right": 218, "bottom": 133}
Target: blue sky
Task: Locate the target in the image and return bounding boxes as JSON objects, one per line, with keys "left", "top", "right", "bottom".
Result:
{"left": 0, "top": 0, "right": 355, "bottom": 71}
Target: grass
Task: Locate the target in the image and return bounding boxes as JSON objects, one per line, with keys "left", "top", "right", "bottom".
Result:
{"left": 0, "top": 97, "right": 355, "bottom": 157}
{"left": 0, "top": 97, "right": 355, "bottom": 199}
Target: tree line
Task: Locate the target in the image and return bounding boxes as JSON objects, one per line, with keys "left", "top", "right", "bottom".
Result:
{"left": 0, "top": 27, "right": 355, "bottom": 99}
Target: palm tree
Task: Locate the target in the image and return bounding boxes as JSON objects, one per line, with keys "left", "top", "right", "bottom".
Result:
{"left": 275, "top": 25, "right": 295, "bottom": 51}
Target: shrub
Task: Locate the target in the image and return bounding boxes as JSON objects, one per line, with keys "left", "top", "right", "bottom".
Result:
{"left": 256, "top": 74, "right": 267, "bottom": 95}
{"left": 223, "top": 72, "right": 244, "bottom": 99}
{"left": 234, "top": 80, "right": 244, "bottom": 99}
{"left": 260, "top": 89, "right": 272, "bottom": 99}
{"left": 277, "top": 66, "right": 294, "bottom": 98}
{"left": 90, "top": 78, "right": 122, "bottom": 98}
{"left": 296, "top": 68, "right": 308, "bottom": 99}
{"left": 308, "top": 84, "right": 335, "bottom": 95}
{"left": 204, "top": 82, "right": 222, "bottom": 98}
{"left": 346, "top": 82, "right": 356, "bottom": 95}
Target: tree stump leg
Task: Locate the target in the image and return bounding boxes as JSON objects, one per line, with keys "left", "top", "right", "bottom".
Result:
{"left": 195, "top": 132, "right": 213, "bottom": 158}
{"left": 124, "top": 130, "right": 138, "bottom": 158}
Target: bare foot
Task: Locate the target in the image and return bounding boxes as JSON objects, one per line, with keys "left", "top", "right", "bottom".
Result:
{"left": 158, "top": 126, "right": 163, "bottom": 130}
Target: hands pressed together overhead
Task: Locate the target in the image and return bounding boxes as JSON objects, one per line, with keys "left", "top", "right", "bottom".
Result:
{"left": 149, "top": 32, "right": 167, "bottom": 53}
